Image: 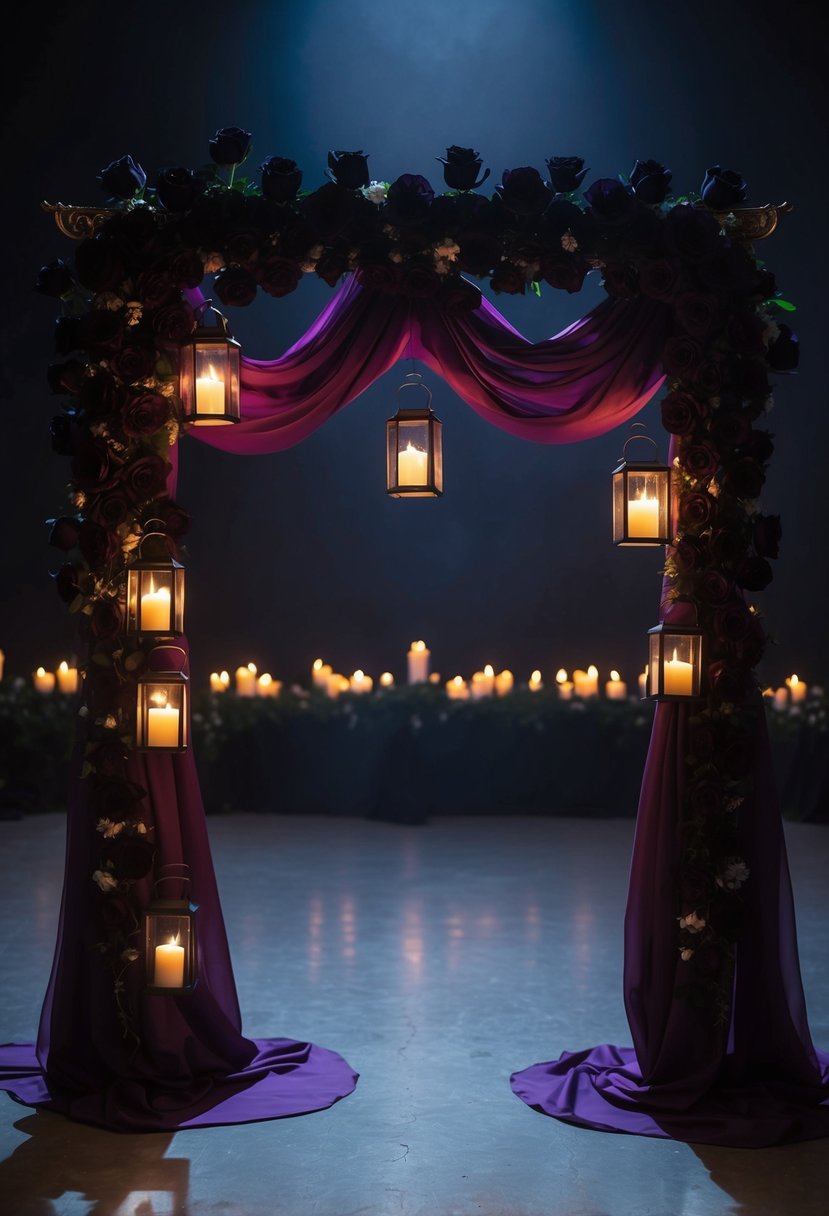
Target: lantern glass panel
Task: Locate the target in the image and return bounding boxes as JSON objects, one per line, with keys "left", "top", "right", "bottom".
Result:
{"left": 136, "top": 678, "right": 188, "bottom": 751}
{"left": 612, "top": 461, "right": 671, "bottom": 545}
{"left": 386, "top": 412, "right": 443, "bottom": 497}
{"left": 144, "top": 910, "right": 195, "bottom": 991}
{"left": 648, "top": 627, "right": 703, "bottom": 700}
{"left": 126, "top": 565, "right": 185, "bottom": 635}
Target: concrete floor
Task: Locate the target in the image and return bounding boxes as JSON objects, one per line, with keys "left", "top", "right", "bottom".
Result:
{"left": 0, "top": 812, "right": 827, "bottom": 1216}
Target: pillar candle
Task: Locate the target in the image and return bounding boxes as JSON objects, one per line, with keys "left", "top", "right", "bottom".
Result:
{"left": 773, "top": 686, "right": 788, "bottom": 711}
{"left": 638, "top": 667, "right": 648, "bottom": 699}
{"left": 555, "top": 669, "right": 574, "bottom": 700}
{"left": 235, "top": 663, "right": 257, "bottom": 696}
{"left": 627, "top": 494, "right": 659, "bottom": 538}
{"left": 407, "top": 640, "right": 430, "bottom": 684}
{"left": 528, "top": 670, "right": 543, "bottom": 692}
{"left": 349, "top": 669, "right": 373, "bottom": 694}
{"left": 33, "top": 666, "right": 55, "bottom": 694}
{"left": 494, "top": 669, "right": 514, "bottom": 696}
{"left": 605, "top": 670, "right": 627, "bottom": 700}
{"left": 140, "top": 584, "right": 171, "bottom": 633}
{"left": 379, "top": 672, "right": 395, "bottom": 688}
{"left": 785, "top": 674, "right": 806, "bottom": 704}
{"left": 312, "top": 659, "right": 332, "bottom": 689}
{"left": 0, "top": 648, "right": 5, "bottom": 680}
{"left": 397, "top": 443, "right": 428, "bottom": 486}
{"left": 327, "top": 673, "right": 350, "bottom": 698}
{"left": 154, "top": 938, "right": 185, "bottom": 987}
{"left": 147, "top": 704, "right": 180, "bottom": 748}
{"left": 446, "top": 675, "right": 470, "bottom": 700}
{"left": 195, "top": 369, "right": 225, "bottom": 416}
{"left": 257, "top": 673, "right": 281, "bottom": 697}
{"left": 210, "top": 671, "right": 230, "bottom": 692}
{"left": 56, "top": 660, "right": 79, "bottom": 694}
{"left": 663, "top": 650, "right": 694, "bottom": 697}
{"left": 573, "top": 666, "right": 599, "bottom": 698}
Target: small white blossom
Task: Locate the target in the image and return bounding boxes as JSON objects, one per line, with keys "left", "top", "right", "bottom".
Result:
{"left": 678, "top": 910, "right": 706, "bottom": 933}
{"left": 97, "top": 817, "right": 125, "bottom": 838}
{"left": 135, "top": 822, "right": 147, "bottom": 835}
{"left": 121, "top": 947, "right": 140, "bottom": 962}
{"left": 433, "top": 240, "right": 460, "bottom": 262}
{"left": 300, "top": 260, "right": 317, "bottom": 273}
{"left": 362, "top": 181, "right": 388, "bottom": 206}
{"left": 93, "top": 869, "right": 118, "bottom": 892}
{"left": 125, "top": 302, "right": 143, "bottom": 327}
{"left": 680, "top": 947, "right": 695, "bottom": 962}
{"left": 717, "top": 860, "right": 750, "bottom": 890}
{"left": 202, "top": 251, "right": 225, "bottom": 274}
{"left": 561, "top": 230, "right": 579, "bottom": 253}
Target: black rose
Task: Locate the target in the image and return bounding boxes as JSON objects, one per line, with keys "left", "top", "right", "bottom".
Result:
{"left": 71, "top": 437, "right": 121, "bottom": 492}
{"left": 690, "top": 722, "right": 717, "bottom": 761}
{"left": 639, "top": 258, "right": 683, "bottom": 300}
{"left": 665, "top": 204, "right": 721, "bottom": 262}
{"left": 258, "top": 255, "right": 302, "bottom": 298}
{"left": 136, "top": 264, "right": 176, "bottom": 309}
{"left": 672, "top": 537, "right": 703, "bottom": 573}
{"left": 710, "top": 411, "right": 751, "bottom": 453}
{"left": 737, "top": 555, "right": 773, "bottom": 591}
{"left": 753, "top": 514, "right": 781, "bottom": 560}
{"left": 629, "top": 159, "right": 672, "bottom": 205}
{"left": 121, "top": 391, "right": 170, "bottom": 438}
{"left": 726, "top": 313, "right": 766, "bottom": 357}
{"left": 214, "top": 264, "right": 258, "bottom": 307}
{"left": 73, "top": 238, "right": 126, "bottom": 294}
{"left": 155, "top": 166, "right": 202, "bottom": 212}
{"left": 700, "top": 165, "right": 748, "bottom": 209}
{"left": 708, "top": 659, "right": 749, "bottom": 704}
{"left": 745, "top": 429, "right": 774, "bottom": 464}
{"left": 545, "top": 156, "right": 589, "bottom": 194}
{"left": 86, "top": 491, "right": 131, "bottom": 530}
{"left": 260, "top": 155, "right": 303, "bottom": 202}
{"left": 697, "top": 244, "right": 754, "bottom": 296}
{"left": 153, "top": 498, "right": 191, "bottom": 541}
{"left": 109, "top": 343, "right": 156, "bottom": 385}
{"left": 277, "top": 219, "right": 316, "bottom": 261}
{"left": 385, "top": 174, "right": 435, "bottom": 226}
{"left": 490, "top": 262, "right": 526, "bottom": 295}
{"left": 152, "top": 300, "right": 196, "bottom": 349}
{"left": 303, "top": 182, "right": 355, "bottom": 239}
{"left": 170, "top": 249, "right": 205, "bottom": 289}
{"left": 583, "top": 178, "right": 635, "bottom": 225}
{"left": 35, "top": 259, "right": 74, "bottom": 298}
{"left": 77, "top": 372, "right": 123, "bottom": 423}
{"left": 662, "top": 335, "right": 703, "bottom": 379}
{"left": 766, "top": 324, "right": 799, "bottom": 372}
{"left": 693, "top": 356, "right": 725, "bottom": 398}
{"left": 496, "top": 167, "right": 552, "bottom": 216}
{"left": 98, "top": 154, "right": 146, "bottom": 199}
{"left": 209, "top": 126, "right": 252, "bottom": 166}
{"left": 714, "top": 602, "right": 753, "bottom": 645}
{"left": 327, "top": 150, "right": 370, "bottom": 190}
{"left": 54, "top": 563, "right": 81, "bottom": 604}
{"left": 91, "top": 775, "right": 144, "bottom": 819}
{"left": 78, "top": 519, "right": 120, "bottom": 566}
{"left": 49, "top": 517, "right": 81, "bottom": 551}
{"left": 679, "top": 490, "right": 715, "bottom": 528}
{"left": 437, "top": 146, "right": 490, "bottom": 192}
{"left": 710, "top": 528, "right": 746, "bottom": 567}
{"left": 697, "top": 570, "right": 733, "bottom": 606}
{"left": 457, "top": 231, "right": 502, "bottom": 277}
{"left": 357, "top": 262, "right": 401, "bottom": 293}
{"left": 675, "top": 292, "right": 720, "bottom": 340}
{"left": 90, "top": 600, "right": 123, "bottom": 639}
{"left": 725, "top": 457, "right": 765, "bottom": 499}
{"left": 542, "top": 256, "right": 590, "bottom": 294}
{"left": 121, "top": 454, "right": 170, "bottom": 505}
{"left": 100, "top": 893, "right": 137, "bottom": 931}
{"left": 661, "top": 389, "right": 704, "bottom": 436}
{"left": 224, "top": 229, "right": 261, "bottom": 265}
{"left": 47, "top": 358, "right": 86, "bottom": 394}
{"left": 78, "top": 310, "right": 125, "bottom": 355}
{"left": 315, "top": 249, "right": 350, "bottom": 287}
{"left": 731, "top": 357, "right": 770, "bottom": 401}
{"left": 682, "top": 440, "right": 719, "bottom": 481}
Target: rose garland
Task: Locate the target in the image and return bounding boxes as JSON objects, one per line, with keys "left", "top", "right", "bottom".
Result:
{"left": 36, "top": 127, "right": 797, "bottom": 1030}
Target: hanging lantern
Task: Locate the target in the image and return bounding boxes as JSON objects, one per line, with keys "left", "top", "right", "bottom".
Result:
{"left": 143, "top": 865, "right": 198, "bottom": 994}
{"left": 612, "top": 429, "right": 672, "bottom": 546}
{"left": 646, "top": 620, "right": 705, "bottom": 701}
{"left": 125, "top": 527, "right": 184, "bottom": 637}
{"left": 386, "top": 373, "right": 443, "bottom": 498}
{"left": 135, "top": 646, "right": 189, "bottom": 752}
{"left": 178, "top": 303, "right": 241, "bottom": 426}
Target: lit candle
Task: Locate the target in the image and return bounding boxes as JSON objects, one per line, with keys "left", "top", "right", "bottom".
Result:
{"left": 397, "top": 443, "right": 428, "bottom": 486}
{"left": 638, "top": 666, "right": 648, "bottom": 699}
{"left": 312, "top": 659, "right": 332, "bottom": 689}
{"left": 235, "top": 663, "right": 257, "bottom": 696}
{"left": 627, "top": 492, "right": 660, "bottom": 539}
{"left": 605, "top": 670, "right": 627, "bottom": 700}
{"left": 446, "top": 675, "right": 470, "bottom": 700}
{"left": 556, "top": 668, "right": 574, "bottom": 700}
{"left": 494, "top": 669, "right": 514, "bottom": 696}
{"left": 56, "top": 660, "right": 79, "bottom": 694}
{"left": 663, "top": 649, "right": 694, "bottom": 697}
{"left": 327, "top": 673, "right": 350, "bottom": 698}
{"left": 210, "top": 670, "right": 230, "bottom": 693}
{"left": 428, "top": 672, "right": 441, "bottom": 684}
{"left": 379, "top": 671, "right": 395, "bottom": 688}
{"left": 407, "top": 640, "right": 430, "bottom": 684}
{"left": 140, "top": 582, "right": 171, "bottom": 633}
{"left": 195, "top": 367, "right": 225, "bottom": 416}
{"left": 528, "top": 669, "right": 543, "bottom": 692}
{"left": 147, "top": 703, "right": 180, "bottom": 748}
{"left": 349, "top": 669, "right": 373, "bottom": 694}
{"left": 773, "top": 686, "right": 788, "bottom": 711}
{"left": 573, "top": 666, "right": 599, "bottom": 698}
{"left": 33, "top": 666, "right": 55, "bottom": 694}
{"left": 154, "top": 936, "right": 185, "bottom": 988}
{"left": 785, "top": 674, "right": 806, "bottom": 704}
{"left": 0, "top": 648, "right": 5, "bottom": 680}
{"left": 257, "top": 673, "right": 281, "bottom": 697}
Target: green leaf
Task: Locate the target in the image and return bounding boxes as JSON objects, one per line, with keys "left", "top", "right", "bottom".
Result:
{"left": 769, "top": 298, "right": 797, "bottom": 312}
{"left": 531, "top": 280, "right": 542, "bottom": 298}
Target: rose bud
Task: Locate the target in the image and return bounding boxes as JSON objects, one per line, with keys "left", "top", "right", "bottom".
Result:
{"left": 155, "top": 166, "right": 202, "bottom": 212}
{"left": 384, "top": 174, "right": 435, "bottom": 226}
{"left": 327, "top": 150, "right": 370, "bottom": 190}
{"left": 97, "top": 154, "right": 146, "bottom": 199}
{"left": 260, "top": 155, "right": 303, "bottom": 202}
{"left": 545, "top": 156, "right": 589, "bottom": 194}
{"left": 700, "top": 165, "right": 748, "bottom": 209}
{"left": 35, "top": 259, "right": 74, "bottom": 298}
{"left": 629, "top": 159, "right": 672, "bottom": 205}
{"left": 436, "top": 146, "right": 490, "bottom": 192}
{"left": 495, "top": 167, "right": 552, "bottom": 216}
{"left": 209, "top": 126, "right": 253, "bottom": 166}
{"left": 583, "top": 178, "right": 636, "bottom": 225}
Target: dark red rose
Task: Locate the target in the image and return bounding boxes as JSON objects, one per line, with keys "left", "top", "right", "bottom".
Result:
{"left": 49, "top": 517, "right": 81, "bottom": 551}
{"left": 457, "top": 231, "right": 502, "bottom": 277}
{"left": 662, "top": 335, "right": 703, "bottom": 379}
{"left": 688, "top": 778, "right": 726, "bottom": 816}
{"left": 109, "top": 343, "right": 156, "bottom": 384}
{"left": 708, "top": 659, "right": 749, "bottom": 704}
{"left": 725, "top": 457, "right": 765, "bottom": 499}
{"left": 35, "top": 258, "right": 75, "bottom": 298}
{"left": 121, "top": 391, "right": 170, "bottom": 439}
{"left": 155, "top": 166, "right": 202, "bottom": 212}
{"left": 700, "top": 165, "right": 747, "bottom": 209}
{"left": 714, "top": 601, "right": 752, "bottom": 644}
{"left": 661, "top": 389, "right": 703, "bottom": 436}
{"left": 357, "top": 262, "right": 401, "bottom": 293}
{"left": 224, "top": 229, "right": 261, "bottom": 265}
{"left": 77, "top": 372, "right": 123, "bottom": 423}
{"left": 71, "top": 437, "right": 121, "bottom": 491}
{"left": 753, "top": 514, "right": 781, "bottom": 559}
{"left": 665, "top": 204, "right": 721, "bottom": 261}
{"left": 47, "top": 358, "right": 87, "bottom": 394}
{"left": 86, "top": 490, "right": 131, "bottom": 529}
{"left": 315, "top": 249, "right": 350, "bottom": 287}
{"left": 746, "top": 429, "right": 774, "bottom": 464}
{"left": 170, "top": 248, "right": 205, "bottom": 289}
{"left": 260, "top": 155, "right": 303, "bottom": 202}
{"left": 710, "top": 411, "right": 751, "bottom": 452}
{"left": 91, "top": 775, "right": 144, "bottom": 819}
{"left": 400, "top": 261, "right": 440, "bottom": 298}
{"left": 208, "top": 126, "right": 252, "bottom": 166}
{"left": 542, "top": 255, "right": 590, "bottom": 294}
{"left": 326, "top": 150, "right": 370, "bottom": 190}
{"left": 672, "top": 537, "right": 703, "bottom": 572}
{"left": 629, "top": 159, "right": 672, "bottom": 204}
{"left": 496, "top": 166, "right": 552, "bottom": 216}
{"left": 303, "top": 182, "right": 356, "bottom": 239}
{"left": 583, "top": 178, "right": 635, "bottom": 225}
{"left": 690, "top": 722, "right": 717, "bottom": 761}
{"left": 693, "top": 357, "right": 725, "bottom": 398}
{"left": 152, "top": 300, "right": 196, "bottom": 349}
{"left": 682, "top": 440, "right": 719, "bottom": 481}
{"left": 54, "top": 563, "right": 81, "bottom": 603}
{"left": 55, "top": 315, "right": 83, "bottom": 356}
{"left": 490, "top": 262, "right": 526, "bottom": 295}
{"left": 639, "top": 258, "right": 683, "bottom": 300}
{"left": 98, "top": 154, "right": 146, "bottom": 200}
{"left": 78, "top": 520, "right": 120, "bottom": 566}
{"left": 214, "top": 264, "right": 258, "bottom": 307}
{"left": 153, "top": 498, "right": 191, "bottom": 540}
{"left": 90, "top": 599, "right": 123, "bottom": 639}
{"left": 385, "top": 174, "right": 435, "bottom": 226}
{"left": 136, "top": 265, "right": 176, "bottom": 308}
{"left": 603, "top": 263, "right": 639, "bottom": 299}
{"left": 675, "top": 292, "right": 720, "bottom": 340}
{"left": 679, "top": 490, "right": 715, "bottom": 528}
{"left": 73, "top": 238, "right": 126, "bottom": 294}
{"left": 100, "top": 893, "right": 137, "bottom": 931}
{"left": 709, "top": 528, "right": 747, "bottom": 567}
{"left": 78, "top": 309, "right": 125, "bottom": 354}
{"left": 697, "top": 570, "right": 733, "bottom": 605}
{"left": 727, "top": 312, "right": 766, "bottom": 356}
{"left": 121, "top": 454, "right": 170, "bottom": 505}
{"left": 437, "top": 145, "right": 490, "bottom": 192}
{"left": 765, "top": 324, "right": 799, "bottom": 372}
{"left": 736, "top": 556, "right": 773, "bottom": 591}
{"left": 439, "top": 276, "right": 482, "bottom": 313}
{"left": 545, "top": 156, "right": 589, "bottom": 194}
{"left": 258, "top": 255, "right": 302, "bottom": 298}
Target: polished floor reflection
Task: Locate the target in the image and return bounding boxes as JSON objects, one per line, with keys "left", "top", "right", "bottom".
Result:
{"left": 1, "top": 813, "right": 827, "bottom": 1215}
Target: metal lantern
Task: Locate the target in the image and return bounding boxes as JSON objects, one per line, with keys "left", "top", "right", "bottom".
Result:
{"left": 125, "top": 528, "right": 184, "bottom": 637}
{"left": 178, "top": 304, "right": 241, "bottom": 426}
{"left": 612, "top": 430, "right": 671, "bottom": 546}
{"left": 386, "top": 373, "right": 443, "bottom": 498}
{"left": 144, "top": 866, "right": 198, "bottom": 994}
{"left": 646, "top": 620, "right": 705, "bottom": 701}
{"left": 135, "top": 646, "right": 189, "bottom": 752}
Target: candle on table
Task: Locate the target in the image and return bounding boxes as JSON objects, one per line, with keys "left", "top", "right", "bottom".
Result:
{"left": 470, "top": 672, "right": 488, "bottom": 699}
{"left": 528, "top": 670, "right": 543, "bottom": 692}
{"left": 312, "top": 659, "right": 332, "bottom": 690}
{"left": 482, "top": 665, "right": 495, "bottom": 696}
{"left": 33, "top": 666, "right": 55, "bottom": 694}
{"left": 605, "top": 670, "right": 627, "bottom": 700}
{"left": 379, "top": 672, "right": 394, "bottom": 688}
{"left": 397, "top": 443, "right": 428, "bottom": 486}
{"left": 257, "top": 673, "right": 281, "bottom": 697}
{"left": 555, "top": 668, "right": 574, "bottom": 700}
{"left": 494, "top": 669, "right": 514, "bottom": 697}
{"left": 350, "top": 669, "right": 373, "bottom": 694}
{"left": 327, "top": 673, "right": 350, "bottom": 698}
{"left": 446, "top": 675, "right": 470, "bottom": 700}
{"left": 154, "top": 936, "right": 185, "bottom": 988}
{"left": 147, "top": 703, "right": 180, "bottom": 748}
{"left": 772, "top": 686, "right": 788, "bottom": 711}
{"left": 573, "top": 666, "right": 599, "bottom": 698}
{"left": 627, "top": 492, "right": 660, "bottom": 538}
{"left": 663, "top": 649, "right": 694, "bottom": 697}
{"left": 0, "top": 648, "right": 4, "bottom": 680}
{"left": 235, "top": 663, "right": 257, "bottom": 696}
{"left": 140, "top": 582, "right": 171, "bottom": 633}
{"left": 785, "top": 674, "right": 806, "bottom": 704}
{"left": 195, "top": 367, "right": 225, "bottom": 416}
{"left": 638, "top": 666, "right": 648, "bottom": 699}
{"left": 407, "top": 640, "right": 430, "bottom": 684}
{"left": 210, "top": 670, "right": 230, "bottom": 692}
{"left": 56, "top": 660, "right": 79, "bottom": 694}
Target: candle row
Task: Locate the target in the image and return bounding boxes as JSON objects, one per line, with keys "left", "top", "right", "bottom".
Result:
{"left": 210, "top": 664, "right": 282, "bottom": 696}
{"left": 764, "top": 674, "right": 809, "bottom": 711}
{"left": 30, "top": 661, "right": 80, "bottom": 694}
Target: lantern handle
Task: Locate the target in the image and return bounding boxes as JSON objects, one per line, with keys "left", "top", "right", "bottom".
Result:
{"left": 135, "top": 529, "right": 174, "bottom": 557}
{"left": 193, "top": 298, "right": 232, "bottom": 336}
{"left": 621, "top": 431, "right": 661, "bottom": 462}
{"left": 153, "top": 863, "right": 192, "bottom": 898}
{"left": 396, "top": 372, "right": 433, "bottom": 410}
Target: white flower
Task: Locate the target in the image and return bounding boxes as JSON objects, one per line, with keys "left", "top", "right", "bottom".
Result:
{"left": 678, "top": 910, "right": 706, "bottom": 933}
{"left": 125, "top": 302, "right": 143, "bottom": 327}
{"left": 680, "top": 947, "right": 695, "bottom": 961}
{"left": 202, "top": 251, "right": 225, "bottom": 274}
{"left": 121, "top": 947, "right": 140, "bottom": 962}
{"left": 717, "top": 860, "right": 749, "bottom": 890}
{"left": 433, "top": 240, "right": 460, "bottom": 262}
{"left": 362, "top": 181, "right": 388, "bottom": 206}
{"left": 93, "top": 869, "right": 118, "bottom": 892}
{"left": 561, "top": 230, "right": 579, "bottom": 253}
{"left": 96, "top": 817, "right": 124, "bottom": 838}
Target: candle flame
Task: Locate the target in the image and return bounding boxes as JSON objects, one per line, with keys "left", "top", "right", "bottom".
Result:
{"left": 247, "top": 662, "right": 257, "bottom": 674}
{"left": 220, "top": 671, "right": 230, "bottom": 685}
{"left": 206, "top": 367, "right": 220, "bottom": 382}
{"left": 404, "top": 443, "right": 426, "bottom": 455}
{"left": 412, "top": 640, "right": 426, "bottom": 652}
{"left": 530, "top": 670, "right": 542, "bottom": 683}
{"left": 556, "top": 668, "right": 568, "bottom": 684}
{"left": 787, "top": 674, "right": 800, "bottom": 687}
{"left": 150, "top": 691, "right": 169, "bottom": 707}
{"left": 59, "top": 661, "right": 69, "bottom": 674}
{"left": 610, "top": 671, "right": 620, "bottom": 682}
{"left": 380, "top": 672, "right": 394, "bottom": 686}
{"left": 671, "top": 649, "right": 678, "bottom": 663}
{"left": 452, "top": 675, "right": 464, "bottom": 687}
{"left": 587, "top": 665, "right": 598, "bottom": 679}
{"left": 167, "top": 934, "right": 180, "bottom": 947}
{"left": 353, "top": 670, "right": 364, "bottom": 681}
{"left": 258, "top": 673, "right": 272, "bottom": 686}
{"left": 36, "top": 666, "right": 47, "bottom": 677}
{"left": 484, "top": 664, "right": 494, "bottom": 678}
{"left": 313, "top": 658, "right": 323, "bottom": 672}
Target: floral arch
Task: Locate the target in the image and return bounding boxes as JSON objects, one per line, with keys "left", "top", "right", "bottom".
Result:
{"left": 1, "top": 131, "right": 826, "bottom": 1145}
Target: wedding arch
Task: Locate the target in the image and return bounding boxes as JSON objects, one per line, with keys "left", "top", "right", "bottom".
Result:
{"left": 1, "top": 131, "right": 827, "bottom": 1144}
